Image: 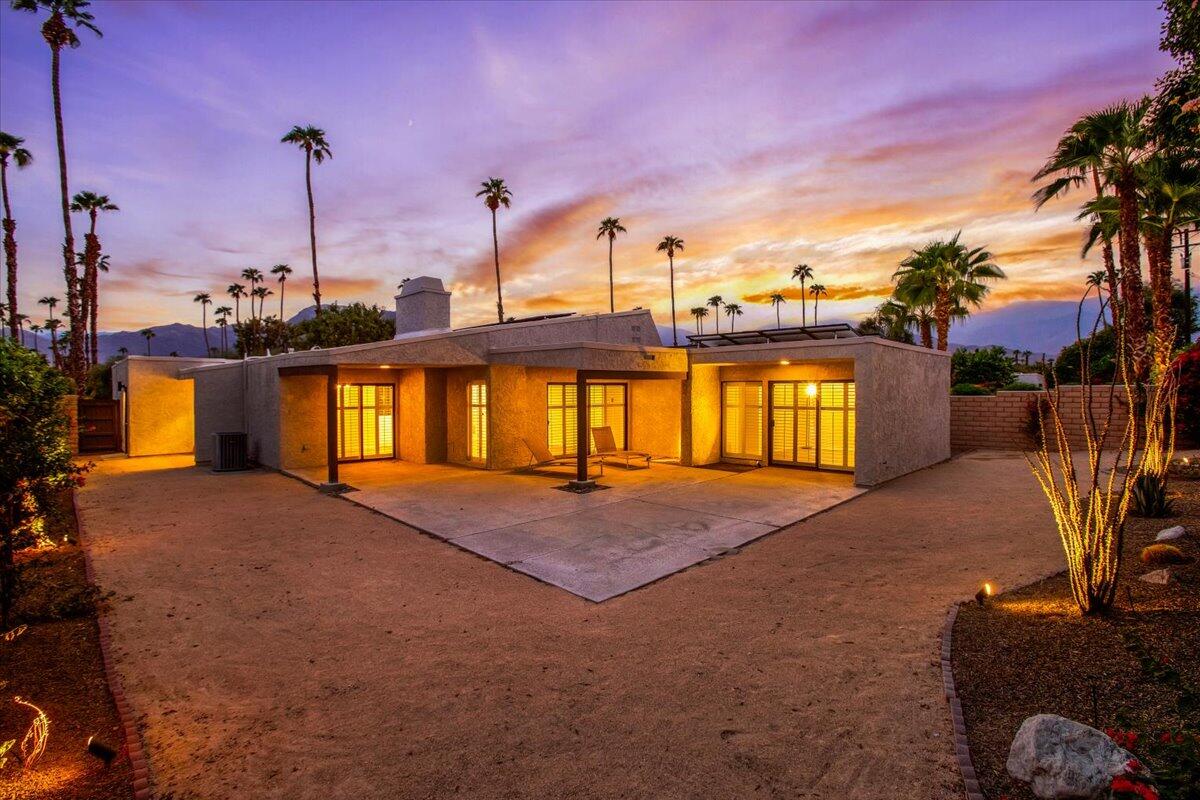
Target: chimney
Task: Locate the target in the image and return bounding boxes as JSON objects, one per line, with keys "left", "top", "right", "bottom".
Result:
{"left": 394, "top": 276, "right": 451, "bottom": 338}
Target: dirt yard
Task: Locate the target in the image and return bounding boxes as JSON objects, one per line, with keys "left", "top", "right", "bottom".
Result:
{"left": 75, "top": 451, "right": 1063, "bottom": 800}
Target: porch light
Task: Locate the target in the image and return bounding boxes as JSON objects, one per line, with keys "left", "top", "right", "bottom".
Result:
{"left": 86, "top": 735, "right": 118, "bottom": 765}
{"left": 805, "top": 382, "right": 817, "bottom": 397}
{"left": 975, "top": 581, "right": 996, "bottom": 605}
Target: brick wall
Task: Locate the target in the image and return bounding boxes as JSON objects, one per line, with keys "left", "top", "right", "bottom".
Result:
{"left": 950, "top": 386, "right": 1132, "bottom": 452}
{"left": 62, "top": 394, "right": 79, "bottom": 455}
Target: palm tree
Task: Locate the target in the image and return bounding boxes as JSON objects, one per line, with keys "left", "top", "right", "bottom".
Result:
{"left": 29, "top": 322, "right": 41, "bottom": 353}
{"left": 252, "top": 285, "right": 272, "bottom": 319}
{"left": 724, "top": 302, "right": 744, "bottom": 332}
{"left": 240, "top": 268, "right": 263, "bottom": 319}
{"left": 215, "top": 305, "right": 232, "bottom": 352}
{"left": 1, "top": 131, "right": 33, "bottom": 340}
{"left": 893, "top": 232, "right": 1005, "bottom": 351}
{"left": 12, "top": 0, "right": 101, "bottom": 384}
{"left": 280, "top": 125, "right": 331, "bottom": 315}
{"left": 139, "top": 327, "right": 154, "bottom": 355}
{"left": 707, "top": 295, "right": 723, "bottom": 334}
{"left": 193, "top": 292, "right": 212, "bottom": 354}
{"left": 227, "top": 282, "right": 246, "bottom": 325}
{"left": 70, "top": 190, "right": 117, "bottom": 365}
{"left": 596, "top": 216, "right": 627, "bottom": 313}
{"left": 43, "top": 317, "right": 60, "bottom": 364}
{"left": 809, "top": 284, "right": 828, "bottom": 325}
{"left": 270, "top": 263, "right": 292, "bottom": 319}
{"left": 769, "top": 291, "right": 786, "bottom": 328}
{"left": 476, "top": 177, "right": 512, "bottom": 322}
{"left": 791, "top": 263, "right": 814, "bottom": 327}
{"left": 656, "top": 236, "right": 684, "bottom": 345}
{"left": 690, "top": 306, "right": 708, "bottom": 335}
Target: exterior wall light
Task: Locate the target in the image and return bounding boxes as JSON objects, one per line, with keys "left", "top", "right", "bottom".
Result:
{"left": 975, "top": 581, "right": 996, "bottom": 605}
{"left": 86, "top": 735, "right": 118, "bottom": 765}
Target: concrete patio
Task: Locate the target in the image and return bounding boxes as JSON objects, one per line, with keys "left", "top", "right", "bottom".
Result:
{"left": 290, "top": 460, "right": 864, "bottom": 601}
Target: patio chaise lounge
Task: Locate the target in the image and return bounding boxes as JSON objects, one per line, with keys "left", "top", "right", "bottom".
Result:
{"left": 521, "top": 437, "right": 604, "bottom": 477}
{"left": 590, "top": 426, "right": 652, "bottom": 469}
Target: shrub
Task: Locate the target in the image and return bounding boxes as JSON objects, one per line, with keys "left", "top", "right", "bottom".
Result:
{"left": 1003, "top": 381, "right": 1042, "bottom": 391}
{"left": 951, "top": 383, "right": 992, "bottom": 396}
{"left": 951, "top": 346, "right": 1017, "bottom": 387}
{"left": 0, "top": 338, "right": 89, "bottom": 627}
{"left": 1140, "top": 543, "right": 1193, "bottom": 567}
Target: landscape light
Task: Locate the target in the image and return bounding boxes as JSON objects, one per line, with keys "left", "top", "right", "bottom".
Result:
{"left": 975, "top": 581, "right": 996, "bottom": 605}
{"left": 86, "top": 735, "right": 118, "bottom": 765}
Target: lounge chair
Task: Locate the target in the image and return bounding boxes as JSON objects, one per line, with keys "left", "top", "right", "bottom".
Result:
{"left": 590, "top": 426, "right": 652, "bottom": 469}
{"left": 521, "top": 437, "right": 603, "bottom": 476}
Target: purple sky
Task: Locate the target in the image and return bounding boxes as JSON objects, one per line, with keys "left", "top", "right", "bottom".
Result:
{"left": 0, "top": 0, "right": 1171, "bottom": 332}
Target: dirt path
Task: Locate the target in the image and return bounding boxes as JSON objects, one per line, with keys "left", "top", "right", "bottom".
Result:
{"left": 77, "top": 452, "right": 1062, "bottom": 800}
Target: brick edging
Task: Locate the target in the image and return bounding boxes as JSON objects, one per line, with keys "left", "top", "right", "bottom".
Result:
{"left": 74, "top": 490, "right": 153, "bottom": 800}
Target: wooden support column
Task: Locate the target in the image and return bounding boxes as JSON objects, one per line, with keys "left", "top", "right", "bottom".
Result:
{"left": 325, "top": 366, "right": 340, "bottom": 486}
{"left": 574, "top": 370, "right": 591, "bottom": 485}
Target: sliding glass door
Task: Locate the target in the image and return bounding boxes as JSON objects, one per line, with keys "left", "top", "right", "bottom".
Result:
{"left": 337, "top": 383, "right": 395, "bottom": 461}
{"left": 768, "top": 380, "right": 854, "bottom": 471}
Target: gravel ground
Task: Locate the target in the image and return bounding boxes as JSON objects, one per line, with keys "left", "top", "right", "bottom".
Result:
{"left": 76, "top": 451, "right": 1063, "bottom": 800}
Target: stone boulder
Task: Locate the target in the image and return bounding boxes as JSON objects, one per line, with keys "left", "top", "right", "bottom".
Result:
{"left": 1007, "top": 714, "right": 1141, "bottom": 798}
{"left": 1155, "top": 525, "right": 1187, "bottom": 542}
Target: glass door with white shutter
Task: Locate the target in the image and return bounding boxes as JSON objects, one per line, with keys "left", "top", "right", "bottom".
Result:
{"left": 768, "top": 380, "right": 854, "bottom": 472}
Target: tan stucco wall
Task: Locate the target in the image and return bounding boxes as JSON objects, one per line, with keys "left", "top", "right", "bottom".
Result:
{"left": 113, "top": 357, "right": 226, "bottom": 457}
{"left": 279, "top": 374, "right": 327, "bottom": 470}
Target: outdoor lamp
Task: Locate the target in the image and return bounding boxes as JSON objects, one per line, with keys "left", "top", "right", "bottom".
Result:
{"left": 975, "top": 581, "right": 996, "bottom": 605}
{"left": 87, "top": 735, "right": 118, "bottom": 765}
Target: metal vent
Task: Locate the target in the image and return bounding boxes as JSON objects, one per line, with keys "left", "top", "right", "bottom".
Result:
{"left": 212, "top": 432, "right": 248, "bottom": 472}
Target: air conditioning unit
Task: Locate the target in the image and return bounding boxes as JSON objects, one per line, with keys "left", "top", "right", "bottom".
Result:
{"left": 212, "top": 431, "right": 249, "bottom": 472}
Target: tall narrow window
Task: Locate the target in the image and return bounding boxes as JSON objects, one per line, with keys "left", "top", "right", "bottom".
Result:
{"left": 337, "top": 383, "right": 394, "bottom": 461}
{"left": 722, "top": 382, "right": 763, "bottom": 459}
{"left": 468, "top": 380, "right": 488, "bottom": 462}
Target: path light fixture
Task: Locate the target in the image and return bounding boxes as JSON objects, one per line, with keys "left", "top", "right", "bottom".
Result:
{"left": 975, "top": 581, "right": 997, "bottom": 606}
{"left": 87, "top": 735, "right": 119, "bottom": 765}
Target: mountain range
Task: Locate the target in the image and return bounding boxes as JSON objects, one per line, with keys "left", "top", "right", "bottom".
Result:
{"left": 8, "top": 299, "right": 1146, "bottom": 363}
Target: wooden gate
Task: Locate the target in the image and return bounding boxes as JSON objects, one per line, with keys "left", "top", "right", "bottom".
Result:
{"left": 78, "top": 399, "right": 121, "bottom": 453}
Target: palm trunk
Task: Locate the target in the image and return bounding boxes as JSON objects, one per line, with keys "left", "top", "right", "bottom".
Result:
{"left": 50, "top": 37, "right": 83, "bottom": 383}
{"left": 1091, "top": 167, "right": 1121, "bottom": 328}
{"left": 2, "top": 159, "right": 18, "bottom": 340}
{"left": 1115, "top": 170, "right": 1147, "bottom": 376}
{"left": 668, "top": 255, "right": 677, "bottom": 346}
{"left": 608, "top": 236, "right": 614, "bottom": 313}
{"left": 492, "top": 208, "right": 504, "bottom": 323}
{"left": 306, "top": 150, "right": 321, "bottom": 315}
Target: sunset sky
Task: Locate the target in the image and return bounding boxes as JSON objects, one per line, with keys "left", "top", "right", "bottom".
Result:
{"left": 0, "top": 0, "right": 1173, "bottom": 333}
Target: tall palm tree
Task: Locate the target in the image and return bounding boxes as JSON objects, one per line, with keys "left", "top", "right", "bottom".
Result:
{"left": 70, "top": 190, "right": 117, "bottom": 366}
{"left": 809, "top": 284, "right": 828, "bottom": 325}
{"left": 12, "top": 0, "right": 101, "bottom": 384}
{"left": 227, "top": 282, "right": 246, "bottom": 325}
{"left": 791, "top": 263, "right": 814, "bottom": 326}
{"left": 707, "top": 295, "right": 723, "bottom": 334}
{"left": 139, "top": 327, "right": 154, "bottom": 355}
{"left": 193, "top": 292, "right": 211, "bottom": 354}
{"left": 724, "top": 302, "right": 744, "bottom": 332}
{"left": 1, "top": 131, "right": 33, "bottom": 340}
{"left": 280, "top": 125, "right": 331, "bottom": 315}
{"left": 43, "top": 317, "right": 60, "bottom": 365}
{"left": 596, "top": 216, "right": 627, "bottom": 313}
{"left": 252, "top": 285, "right": 272, "bottom": 319}
{"left": 769, "top": 291, "right": 786, "bottom": 328}
{"left": 240, "top": 268, "right": 263, "bottom": 319}
{"left": 1032, "top": 111, "right": 1124, "bottom": 334}
{"left": 656, "top": 236, "right": 684, "bottom": 345}
{"left": 270, "top": 263, "right": 292, "bottom": 320}
{"left": 215, "top": 305, "right": 232, "bottom": 352}
{"left": 893, "top": 232, "right": 1005, "bottom": 351}
{"left": 476, "top": 177, "right": 512, "bottom": 323}
{"left": 29, "top": 323, "right": 41, "bottom": 353}
{"left": 690, "top": 306, "right": 708, "bottom": 335}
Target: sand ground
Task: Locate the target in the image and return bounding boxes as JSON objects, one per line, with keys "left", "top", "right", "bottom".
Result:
{"left": 76, "top": 451, "right": 1063, "bottom": 800}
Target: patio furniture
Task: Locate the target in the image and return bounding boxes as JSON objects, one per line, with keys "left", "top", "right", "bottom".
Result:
{"left": 590, "top": 426, "right": 652, "bottom": 469}
{"left": 521, "top": 437, "right": 603, "bottom": 477}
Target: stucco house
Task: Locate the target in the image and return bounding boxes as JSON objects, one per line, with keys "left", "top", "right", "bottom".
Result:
{"left": 116, "top": 276, "right": 950, "bottom": 488}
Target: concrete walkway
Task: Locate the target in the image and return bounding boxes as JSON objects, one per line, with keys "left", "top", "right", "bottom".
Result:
{"left": 292, "top": 460, "right": 862, "bottom": 601}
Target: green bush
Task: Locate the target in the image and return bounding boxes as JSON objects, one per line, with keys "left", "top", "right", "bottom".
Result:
{"left": 951, "top": 346, "right": 1017, "bottom": 387}
{"left": 1002, "top": 381, "right": 1042, "bottom": 391}
{"left": 951, "top": 383, "right": 992, "bottom": 396}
